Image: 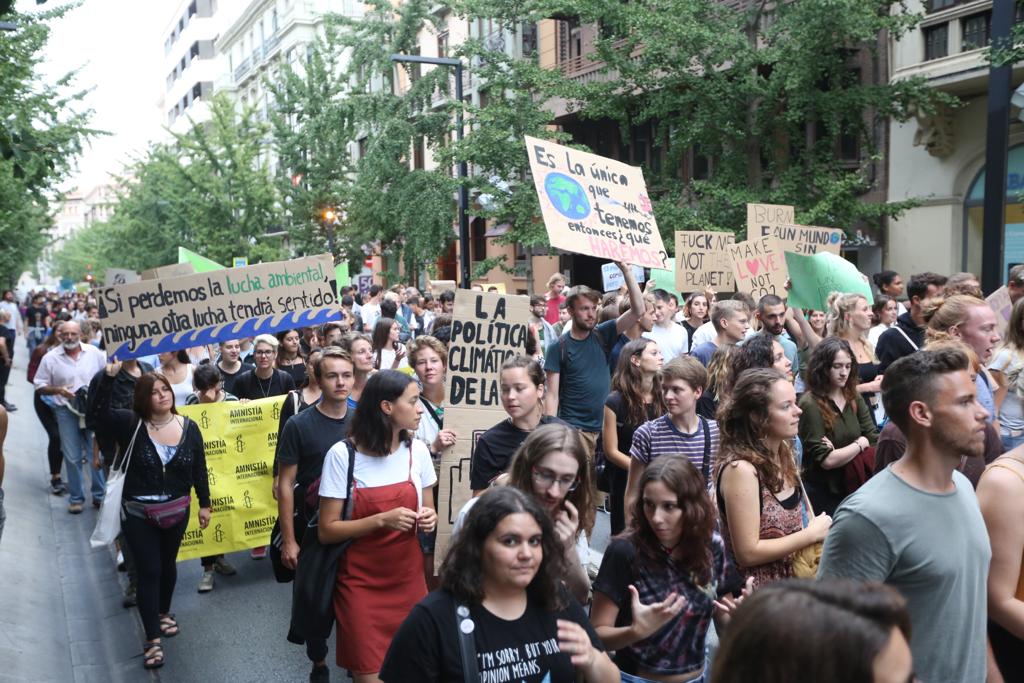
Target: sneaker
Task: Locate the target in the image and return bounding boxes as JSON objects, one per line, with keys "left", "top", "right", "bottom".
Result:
{"left": 92, "top": 499, "right": 102, "bottom": 509}
{"left": 213, "top": 557, "right": 237, "bottom": 576}
{"left": 117, "top": 551, "right": 126, "bottom": 572}
{"left": 250, "top": 546, "right": 268, "bottom": 560}
{"left": 50, "top": 479, "right": 67, "bottom": 496}
{"left": 122, "top": 585, "right": 137, "bottom": 608}
{"left": 309, "top": 664, "right": 330, "bottom": 682}
{"left": 3, "top": 401, "right": 16, "bottom": 412}
{"left": 68, "top": 502, "right": 84, "bottom": 514}
{"left": 197, "top": 570, "right": 215, "bottom": 593}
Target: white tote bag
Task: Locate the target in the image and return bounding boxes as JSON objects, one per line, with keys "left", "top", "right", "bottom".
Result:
{"left": 90, "top": 420, "right": 142, "bottom": 549}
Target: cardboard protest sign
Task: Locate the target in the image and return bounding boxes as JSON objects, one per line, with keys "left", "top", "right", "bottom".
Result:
{"left": 675, "top": 231, "right": 735, "bottom": 293}
{"left": 429, "top": 280, "right": 456, "bottom": 296}
{"left": 987, "top": 286, "right": 1012, "bottom": 336}
{"left": 746, "top": 203, "right": 843, "bottom": 255}
{"left": 727, "top": 236, "right": 788, "bottom": 300}
{"left": 98, "top": 254, "right": 341, "bottom": 361}
{"left": 176, "top": 396, "right": 285, "bottom": 560}
{"left": 104, "top": 268, "right": 139, "bottom": 286}
{"left": 141, "top": 262, "right": 194, "bottom": 280}
{"left": 525, "top": 135, "right": 668, "bottom": 268}
{"left": 601, "top": 263, "right": 645, "bottom": 292}
{"left": 435, "top": 290, "right": 531, "bottom": 571}
{"left": 784, "top": 251, "right": 873, "bottom": 312}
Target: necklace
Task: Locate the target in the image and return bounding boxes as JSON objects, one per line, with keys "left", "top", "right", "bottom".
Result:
{"left": 148, "top": 415, "right": 175, "bottom": 429}
{"left": 256, "top": 372, "right": 273, "bottom": 398}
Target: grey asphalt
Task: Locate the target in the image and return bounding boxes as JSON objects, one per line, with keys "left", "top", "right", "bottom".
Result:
{"left": 0, "top": 337, "right": 611, "bottom": 682}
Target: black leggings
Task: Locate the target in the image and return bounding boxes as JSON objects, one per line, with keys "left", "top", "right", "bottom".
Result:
{"left": 121, "top": 507, "right": 189, "bottom": 640}
{"left": 33, "top": 393, "right": 63, "bottom": 477}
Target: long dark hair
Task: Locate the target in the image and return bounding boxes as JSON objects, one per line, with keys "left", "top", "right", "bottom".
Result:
{"left": 372, "top": 317, "right": 398, "bottom": 369}
{"left": 731, "top": 333, "right": 777, "bottom": 379}
{"left": 349, "top": 370, "right": 415, "bottom": 456}
{"left": 507, "top": 423, "right": 596, "bottom": 535}
{"left": 133, "top": 372, "right": 179, "bottom": 421}
{"left": 612, "top": 338, "right": 666, "bottom": 427}
{"left": 627, "top": 457, "right": 715, "bottom": 583}
{"left": 716, "top": 368, "right": 797, "bottom": 493}
{"left": 713, "top": 579, "right": 911, "bottom": 683}
{"left": 441, "top": 487, "right": 566, "bottom": 610}
{"left": 805, "top": 336, "right": 859, "bottom": 432}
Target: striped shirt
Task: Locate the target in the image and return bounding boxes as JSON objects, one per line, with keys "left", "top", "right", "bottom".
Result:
{"left": 629, "top": 415, "right": 721, "bottom": 484}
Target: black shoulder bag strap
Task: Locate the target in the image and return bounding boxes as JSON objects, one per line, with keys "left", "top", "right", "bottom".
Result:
{"left": 557, "top": 334, "right": 568, "bottom": 402}
{"left": 455, "top": 602, "right": 480, "bottom": 683}
{"left": 699, "top": 416, "right": 712, "bottom": 485}
{"left": 420, "top": 396, "right": 443, "bottom": 430}
{"left": 342, "top": 440, "right": 357, "bottom": 520}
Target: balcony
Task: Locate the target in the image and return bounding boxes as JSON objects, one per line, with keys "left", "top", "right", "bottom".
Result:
{"left": 234, "top": 56, "right": 252, "bottom": 82}
{"left": 558, "top": 39, "right": 641, "bottom": 85}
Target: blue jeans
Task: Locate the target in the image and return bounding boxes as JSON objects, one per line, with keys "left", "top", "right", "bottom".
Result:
{"left": 1001, "top": 432, "right": 1024, "bottom": 452}
{"left": 54, "top": 405, "right": 105, "bottom": 504}
{"left": 27, "top": 327, "right": 46, "bottom": 354}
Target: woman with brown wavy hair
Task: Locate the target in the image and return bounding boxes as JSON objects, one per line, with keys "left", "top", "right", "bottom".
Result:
{"left": 798, "top": 337, "right": 879, "bottom": 515}
{"left": 716, "top": 368, "right": 831, "bottom": 588}
{"left": 592, "top": 457, "right": 750, "bottom": 683}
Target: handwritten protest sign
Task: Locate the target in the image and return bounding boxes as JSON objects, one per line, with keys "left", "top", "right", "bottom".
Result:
{"left": 104, "top": 269, "right": 139, "bottom": 286}
{"left": 98, "top": 254, "right": 341, "bottom": 361}
{"left": 141, "top": 263, "right": 194, "bottom": 280}
{"left": 987, "top": 286, "right": 1012, "bottom": 336}
{"left": 727, "top": 236, "right": 788, "bottom": 300}
{"left": 675, "top": 231, "right": 735, "bottom": 293}
{"left": 648, "top": 257, "right": 675, "bottom": 291}
{"left": 176, "top": 396, "right": 284, "bottom": 561}
{"left": 746, "top": 203, "right": 843, "bottom": 255}
{"left": 784, "top": 251, "right": 873, "bottom": 312}
{"left": 435, "top": 290, "right": 531, "bottom": 570}
{"left": 525, "top": 135, "right": 667, "bottom": 268}
{"left": 601, "top": 263, "right": 645, "bottom": 292}
{"left": 429, "top": 280, "right": 456, "bottom": 297}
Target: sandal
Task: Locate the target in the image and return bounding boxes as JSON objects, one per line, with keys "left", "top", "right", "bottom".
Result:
{"left": 143, "top": 642, "right": 164, "bottom": 670}
{"left": 159, "top": 613, "right": 179, "bottom": 638}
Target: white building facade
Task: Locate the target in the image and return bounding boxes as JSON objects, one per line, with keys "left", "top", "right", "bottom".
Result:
{"left": 888, "top": 0, "right": 1024, "bottom": 280}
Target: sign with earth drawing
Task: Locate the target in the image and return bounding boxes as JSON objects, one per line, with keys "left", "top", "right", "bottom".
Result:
{"left": 525, "top": 136, "right": 668, "bottom": 269}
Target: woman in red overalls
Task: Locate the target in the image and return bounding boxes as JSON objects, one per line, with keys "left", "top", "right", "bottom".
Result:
{"left": 318, "top": 370, "right": 439, "bottom": 682}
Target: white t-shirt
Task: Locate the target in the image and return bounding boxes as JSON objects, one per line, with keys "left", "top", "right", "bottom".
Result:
{"left": 644, "top": 322, "right": 689, "bottom": 360}
{"left": 989, "top": 347, "right": 1024, "bottom": 432}
{"left": 319, "top": 438, "right": 437, "bottom": 509}
{"left": 690, "top": 320, "right": 755, "bottom": 348}
{"left": 362, "top": 302, "right": 382, "bottom": 332}
{"left": 414, "top": 397, "right": 443, "bottom": 452}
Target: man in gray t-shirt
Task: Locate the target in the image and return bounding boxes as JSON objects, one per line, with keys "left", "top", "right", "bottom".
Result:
{"left": 818, "top": 347, "right": 994, "bottom": 683}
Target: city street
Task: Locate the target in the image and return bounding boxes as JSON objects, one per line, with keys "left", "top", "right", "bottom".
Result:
{"left": 0, "top": 340, "right": 611, "bottom": 682}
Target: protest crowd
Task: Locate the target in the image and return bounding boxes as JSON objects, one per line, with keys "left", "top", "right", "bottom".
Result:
{"left": 3, "top": 251, "right": 1024, "bottom": 683}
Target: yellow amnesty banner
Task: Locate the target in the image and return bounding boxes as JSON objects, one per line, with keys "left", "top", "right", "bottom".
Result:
{"left": 175, "top": 396, "right": 285, "bottom": 562}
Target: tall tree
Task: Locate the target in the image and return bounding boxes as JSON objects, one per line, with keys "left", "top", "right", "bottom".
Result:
{"left": 560, "top": 0, "right": 952, "bottom": 240}
{"left": 0, "top": 7, "right": 98, "bottom": 284}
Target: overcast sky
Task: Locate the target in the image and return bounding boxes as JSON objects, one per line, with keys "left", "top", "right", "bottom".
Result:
{"left": 23, "top": 0, "right": 172, "bottom": 192}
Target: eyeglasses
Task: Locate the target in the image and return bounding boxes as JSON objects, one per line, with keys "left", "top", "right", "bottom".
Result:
{"left": 531, "top": 467, "right": 579, "bottom": 492}
{"left": 253, "top": 349, "right": 275, "bottom": 356}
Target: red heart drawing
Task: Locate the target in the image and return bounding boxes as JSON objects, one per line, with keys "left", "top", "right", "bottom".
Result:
{"left": 745, "top": 259, "right": 761, "bottom": 276}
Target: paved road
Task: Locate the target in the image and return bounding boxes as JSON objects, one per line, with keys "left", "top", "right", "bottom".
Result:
{"left": 0, "top": 337, "right": 611, "bottom": 682}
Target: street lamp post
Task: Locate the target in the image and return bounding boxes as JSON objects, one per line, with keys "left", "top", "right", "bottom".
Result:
{"left": 390, "top": 53, "right": 471, "bottom": 289}
{"left": 322, "top": 208, "right": 337, "bottom": 257}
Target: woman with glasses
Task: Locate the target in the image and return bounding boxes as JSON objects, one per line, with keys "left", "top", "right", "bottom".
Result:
{"left": 457, "top": 423, "right": 596, "bottom": 604}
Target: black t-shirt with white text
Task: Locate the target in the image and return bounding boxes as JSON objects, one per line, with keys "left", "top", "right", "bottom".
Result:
{"left": 470, "top": 415, "right": 567, "bottom": 490}
{"left": 379, "top": 589, "right": 602, "bottom": 683}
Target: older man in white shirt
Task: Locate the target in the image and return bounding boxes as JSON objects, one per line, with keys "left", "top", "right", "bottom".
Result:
{"left": 34, "top": 320, "right": 107, "bottom": 513}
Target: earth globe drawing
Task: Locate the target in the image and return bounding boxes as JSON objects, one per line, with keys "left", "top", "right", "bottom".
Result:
{"left": 544, "top": 172, "right": 591, "bottom": 220}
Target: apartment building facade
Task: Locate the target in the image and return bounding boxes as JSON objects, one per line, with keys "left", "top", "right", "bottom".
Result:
{"left": 887, "top": 0, "right": 1024, "bottom": 280}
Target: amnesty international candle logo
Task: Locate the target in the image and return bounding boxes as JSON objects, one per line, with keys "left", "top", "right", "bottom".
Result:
{"left": 176, "top": 396, "right": 284, "bottom": 562}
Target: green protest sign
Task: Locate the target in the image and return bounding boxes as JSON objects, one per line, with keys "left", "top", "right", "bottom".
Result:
{"left": 179, "top": 247, "right": 224, "bottom": 273}
{"left": 784, "top": 251, "right": 873, "bottom": 312}
{"left": 648, "top": 258, "right": 675, "bottom": 291}
{"left": 334, "top": 262, "right": 349, "bottom": 297}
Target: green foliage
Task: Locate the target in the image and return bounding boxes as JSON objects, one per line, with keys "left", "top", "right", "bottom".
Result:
{"left": 560, "top": 0, "right": 949, "bottom": 246}
{"left": 0, "top": 7, "right": 99, "bottom": 285}
{"left": 52, "top": 94, "right": 284, "bottom": 279}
